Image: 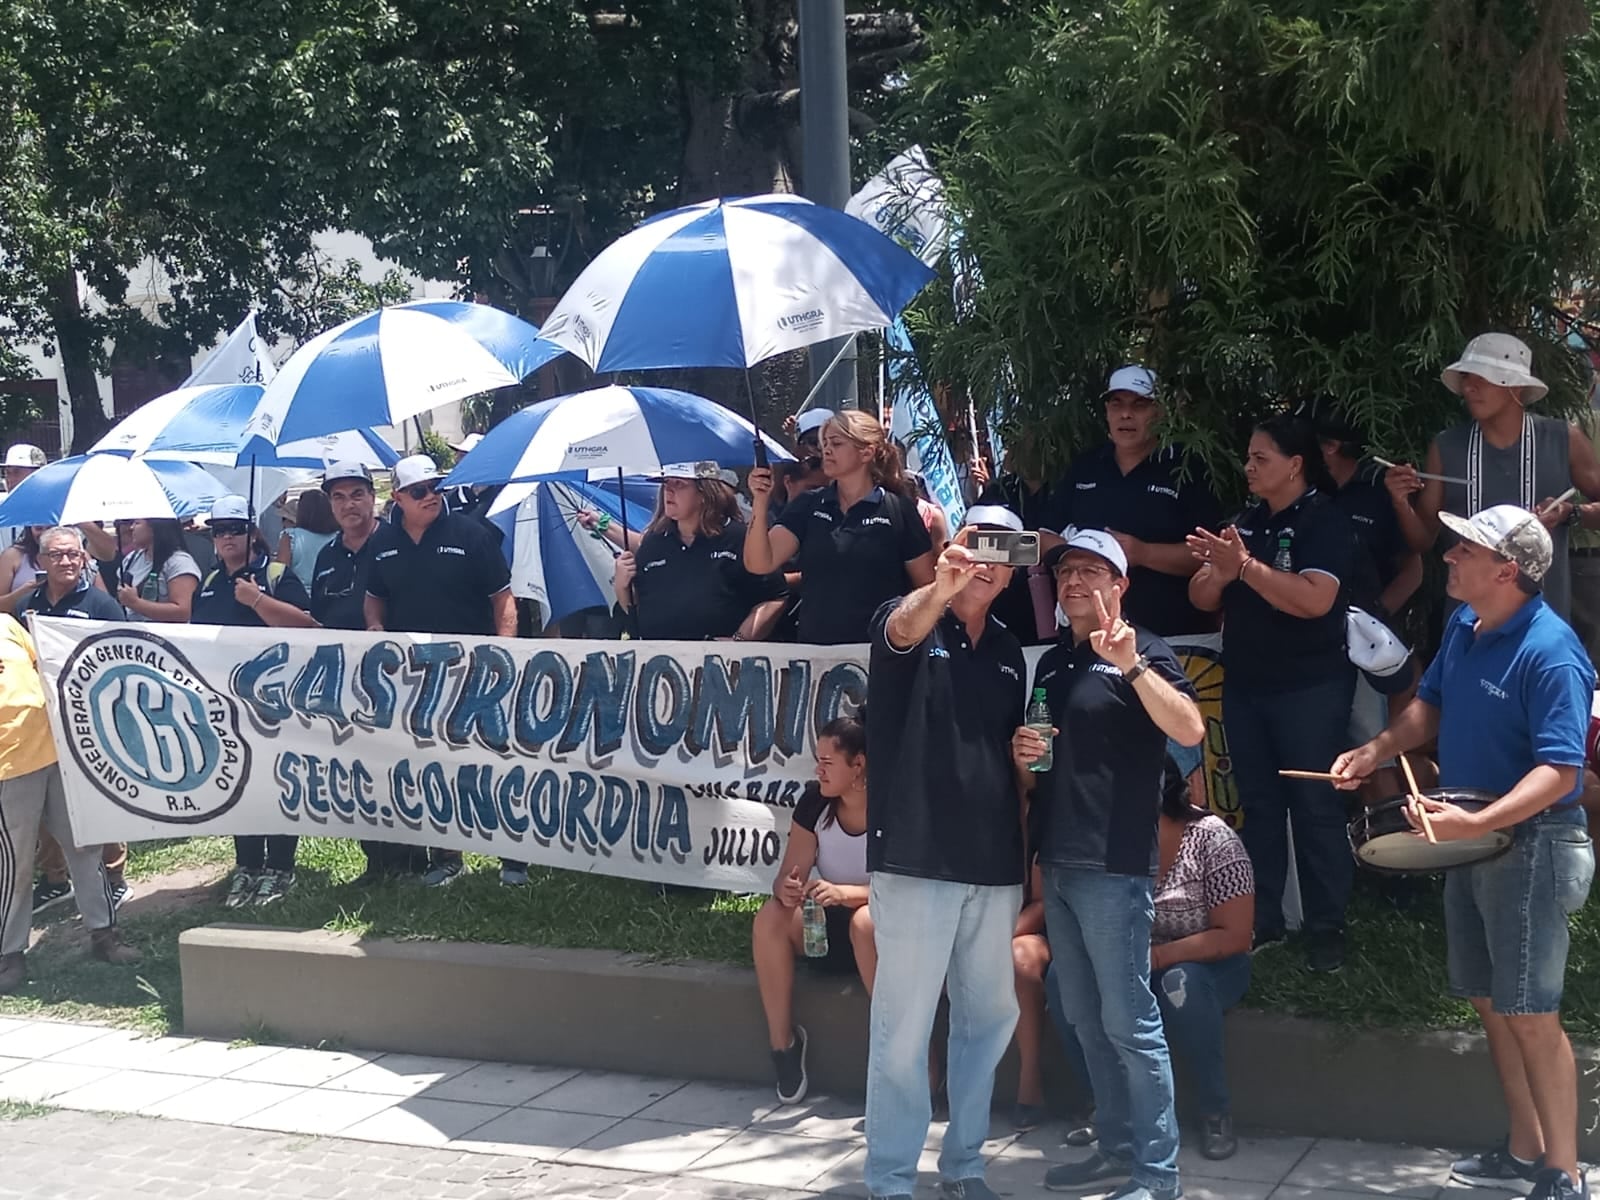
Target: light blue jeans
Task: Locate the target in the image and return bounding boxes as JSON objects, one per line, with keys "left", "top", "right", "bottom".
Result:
{"left": 864, "top": 871, "right": 1022, "bottom": 1198}
{"left": 1043, "top": 865, "right": 1180, "bottom": 1198}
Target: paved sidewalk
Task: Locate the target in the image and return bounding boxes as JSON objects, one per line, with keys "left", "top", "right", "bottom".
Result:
{"left": 0, "top": 1016, "right": 1539, "bottom": 1199}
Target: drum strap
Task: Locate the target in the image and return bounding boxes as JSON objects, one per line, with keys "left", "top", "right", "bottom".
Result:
{"left": 1466, "top": 412, "right": 1535, "bottom": 514}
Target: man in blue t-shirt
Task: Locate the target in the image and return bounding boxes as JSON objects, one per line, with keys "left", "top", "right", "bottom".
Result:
{"left": 1332, "top": 505, "right": 1595, "bottom": 1200}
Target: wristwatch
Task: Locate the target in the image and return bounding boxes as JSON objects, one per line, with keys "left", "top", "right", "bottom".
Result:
{"left": 1124, "top": 654, "right": 1150, "bottom": 683}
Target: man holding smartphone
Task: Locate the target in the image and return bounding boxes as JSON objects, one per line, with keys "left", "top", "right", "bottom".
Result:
{"left": 863, "top": 508, "right": 1028, "bottom": 1200}
{"left": 1014, "top": 529, "right": 1204, "bottom": 1200}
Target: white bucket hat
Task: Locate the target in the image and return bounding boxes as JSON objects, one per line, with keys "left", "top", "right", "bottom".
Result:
{"left": 1441, "top": 333, "right": 1547, "bottom": 403}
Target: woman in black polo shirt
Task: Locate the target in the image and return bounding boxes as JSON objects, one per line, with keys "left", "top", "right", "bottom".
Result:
{"left": 190, "top": 496, "right": 315, "bottom": 910}
{"left": 744, "top": 411, "right": 935, "bottom": 644}
{"left": 613, "top": 468, "right": 787, "bottom": 640}
{"left": 1187, "top": 415, "right": 1356, "bottom": 973}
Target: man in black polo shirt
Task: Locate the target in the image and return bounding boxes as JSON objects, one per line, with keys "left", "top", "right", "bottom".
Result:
{"left": 20, "top": 527, "right": 124, "bottom": 623}
{"left": 863, "top": 508, "right": 1027, "bottom": 1200}
{"left": 1014, "top": 529, "right": 1203, "bottom": 1200}
{"left": 1051, "top": 367, "right": 1222, "bottom": 637}
{"left": 311, "top": 462, "right": 424, "bottom": 883}
{"left": 366, "top": 454, "right": 514, "bottom": 887}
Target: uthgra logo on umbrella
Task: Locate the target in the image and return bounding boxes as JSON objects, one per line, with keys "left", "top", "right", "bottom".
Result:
{"left": 566, "top": 442, "right": 610, "bottom": 459}
{"left": 56, "top": 630, "right": 250, "bottom": 824}
{"left": 427, "top": 377, "right": 468, "bottom": 393}
{"left": 778, "top": 309, "right": 825, "bottom": 333}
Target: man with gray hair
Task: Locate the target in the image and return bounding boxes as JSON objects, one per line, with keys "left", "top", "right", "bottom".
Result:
{"left": 1333, "top": 506, "right": 1595, "bottom": 1200}
{"left": 19, "top": 526, "right": 129, "bottom": 915}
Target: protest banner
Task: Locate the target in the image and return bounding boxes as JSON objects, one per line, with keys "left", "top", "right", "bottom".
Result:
{"left": 35, "top": 619, "right": 1234, "bottom": 893}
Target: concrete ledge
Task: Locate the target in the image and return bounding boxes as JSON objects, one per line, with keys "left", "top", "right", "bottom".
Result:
{"left": 180, "top": 925, "right": 1600, "bottom": 1154}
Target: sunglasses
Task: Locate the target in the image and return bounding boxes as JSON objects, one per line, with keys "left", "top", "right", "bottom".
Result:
{"left": 401, "top": 482, "right": 439, "bottom": 501}
{"left": 209, "top": 522, "right": 250, "bottom": 538}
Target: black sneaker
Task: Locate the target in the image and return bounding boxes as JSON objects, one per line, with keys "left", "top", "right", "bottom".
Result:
{"left": 1305, "top": 928, "right": 1345, "bottom": 974}
{"left": 1448, "top": 1140, "right": 1542, "bottom": 1188}
{"left": 1526, "top": 1167, "right": 1588, "bottom": 1199}
{"left": 108, "top": 881, "right": 131, "bottom": 911}
{"left": 1044, "top": 1151, "right": 1133, "bottom": 1193}
{"left": 31, "top": 880, "right": 72, "bottom": 915}
{"left": 772, "top": 1024, "right": 808, "bottom": 1105}
{"left": 1199, "top": 1113, "right": 1236, "bottom": 1160}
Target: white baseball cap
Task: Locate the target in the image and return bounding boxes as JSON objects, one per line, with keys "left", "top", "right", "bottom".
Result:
{"left": 393, "top": 454, "right": 444, "bottom": 490}
{"left": 208, "top": 494, "right": 251, "bottom": 524}
{"left": 321, "top": 461, "right": 375, "bottom": 491}
{"left": 1442, "top": 333, "right": 1547, "bottom": 403}
{"left": 450, "top": 433, "right": 484, "bottom": 454}
{"left": 1047, "top": 527, "right": 1130, "bottom": 576}
{"left": 963, "top": 504, "right": 1024, "bottom": 532}
{"left": 1102, "top": 366, "right": 1157, "bottom": 400}
{"left": 1439, "top": 503, "right": 1554, "bottom": 583}
{"left": 3, "top": 444, "right": 46, "bottom": 469}
{"left": 654, "top": 461, "right": 723, "bottom": 482}
{"left": 795, "top": 409, "right": 835, "bottom": 438}
{"left": 1347, "top": 608, "right": 1411, "bottom": 677}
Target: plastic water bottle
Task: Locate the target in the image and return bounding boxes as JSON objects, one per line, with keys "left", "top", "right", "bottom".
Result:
{"left": 802, "top": 896, "right": 829, "bottom": 958}
{"left": 1026, "top": 688, "right": 1054, "bottom": 773}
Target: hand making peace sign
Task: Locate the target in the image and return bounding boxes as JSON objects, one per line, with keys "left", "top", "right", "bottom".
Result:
{"left": 1088, "top": 589, "right": 1139, "bottom": 673}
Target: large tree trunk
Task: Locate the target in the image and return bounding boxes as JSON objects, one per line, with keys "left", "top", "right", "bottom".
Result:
{"left": 47, "top": 266, "right": 109, "bottom": 453}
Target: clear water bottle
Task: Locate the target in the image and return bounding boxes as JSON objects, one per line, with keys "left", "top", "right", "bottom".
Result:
{"left": 1026, "top": 687, "right": 1054, "bottom": 773}
{"left": 802, "top": 896, "right": 829, "bottom": 958}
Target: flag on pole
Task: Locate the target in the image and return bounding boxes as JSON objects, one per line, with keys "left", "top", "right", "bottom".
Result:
{"left": 846, "top": 146, "right": 950, "bottom": 269}
{"left": 886, "top": 320, "right": 965, "bottom": 530}
{"left": 185, "top": 312, "right": 277, "bottom": 388}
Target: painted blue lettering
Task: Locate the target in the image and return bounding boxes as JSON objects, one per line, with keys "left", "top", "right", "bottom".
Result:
{"left": 562, "top": 771, "right": 600, "bottom": 850}
{"left": 634, "top": 654, "right": 691, "bottom": 758}
{"left": 302, "top": 753, "right": 329, "bottom": 822}
{"left": 352, "top": 761, "right": 376, "bottom": 818}
{"left": 420, "top": 760, "right": 451, "bottom": 833}
{"left": 558, "top": 652, "right": 634, "bottom": 757}
{"left": 290, "top": 644, "right": 350, "bottom": 730}
{"left": 391, "top": 759, "right": 423, "bottom": 828}
{"left": 688, "top": 656, "right": 774, "bottom": 761}
{"left": 632, "top": 782, "right": 652, "bottom": 856}
{"left": 233, "top": 642, "right": 291, "bottom": 729}
{"left": 514, "top": 652, "right": 574, "bottom": 753}
{"left": 655, "top": 785, "right": 692, "bottom": 858}
{"left": 354, "top": 641, "right": 404, "bottom": 730}
{"left": 598, "top": 776, "right": 633, "bottom": 849}
{"left": 275, "top": 751, "right": 303, "bottom": 817}
{"left": 528, "top": 770, "right": 561, "bottom": 842}
{"left": 446, "top": 644, "right": 517, "bottom": 753}
{"left": 775, "top": 660, "right": 811, "bottom": 758}
{"left": 814, "top": 661, "right": 867, "bottom": 731}
{"left": 328, "top": 758, "right": 355, "bottom": 819}
{"left": 406, "top": 642, "right": 465, "bottom": 741}
{"left": 497, "top": 766, "right": 529, "bottom": 836}
{"left": 457, "top": 764, "right": 497, "bottom": 836}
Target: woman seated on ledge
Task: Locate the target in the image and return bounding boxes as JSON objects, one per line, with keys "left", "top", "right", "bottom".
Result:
{"left": 752, "top": 715, "right": 873, "bottom": 1106}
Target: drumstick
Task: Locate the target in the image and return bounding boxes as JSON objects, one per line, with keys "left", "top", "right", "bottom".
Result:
{"left": 1537, "top": 486, "right": 1580, "bottom": 517}
{"left": 1278, "top": 769, "right": 1343, "bottom": 781}
{"left": 1398, "top": 754, "right": 1437, "bottom": 844}
{"left": 1371, "top": 456, "right": 1468, "bottom": 485}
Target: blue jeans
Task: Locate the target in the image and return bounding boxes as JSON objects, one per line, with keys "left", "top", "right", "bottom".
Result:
{"left": 1043, "top": 866, "right": 1179, "bottom": 1197}
{"left": 865, "top": 872, "right": 1022, "bottom": 1198}
{"left": 1224, "top": 672, "right": 1357, "bottom": 934}
{"left": 1152, "top": 954, "right": 1251, "bottom": 1114}
{"left": 1445, "top": 804, "right": 1595, "bottom": 1015}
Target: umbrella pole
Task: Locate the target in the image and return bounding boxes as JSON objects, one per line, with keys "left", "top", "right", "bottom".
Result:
{"left": 744, "top": 369, "right": 768, "bottom": 469}
{"left": 116, "top": 525, "right": 127, "bottom": 587}
{"left": 617, "top": 466, "right": 639, "bottom": 639}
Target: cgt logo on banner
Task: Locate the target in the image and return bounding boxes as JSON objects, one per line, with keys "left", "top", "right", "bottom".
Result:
{"left": 35, "top": 619, "right": 867, "bottom": 892}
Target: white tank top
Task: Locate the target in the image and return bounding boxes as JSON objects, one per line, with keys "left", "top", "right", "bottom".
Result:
{"left": 816, "top": 816, "right": 869, "bottom": 887}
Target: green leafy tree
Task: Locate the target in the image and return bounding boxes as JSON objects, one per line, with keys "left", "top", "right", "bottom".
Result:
{"left": 900, "top": 0, "right": 1600, "bottom": 495}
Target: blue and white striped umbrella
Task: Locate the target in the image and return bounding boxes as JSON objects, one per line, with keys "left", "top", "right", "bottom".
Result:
{"left": 441, "top": 386, "right": 793, "bottom": 488}
{"left": 538, "top": 194, "right": 937, "bottom": 371}
{"left": 0, "top": 454, "right": 228, "bottom": 526}
{"left": 240, "top": 300, "right": 565, "bottom": 455}
{"left": 485, "top": 477, "right": 659, "bottom": 625}
{"left": 90, "top": 384, "right": 399, "bottom": 469}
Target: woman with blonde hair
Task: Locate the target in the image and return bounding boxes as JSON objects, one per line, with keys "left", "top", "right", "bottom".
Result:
{"left": 744, "top": 411, "right": 936, "bottom": 644}
{"left": 614, "top": 465, "right": 788, "bottom": 641}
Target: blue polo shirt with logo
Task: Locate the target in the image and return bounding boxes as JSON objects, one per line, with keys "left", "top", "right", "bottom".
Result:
{"left": 1418, "top": 595, "right": 1594, "bottom": 806}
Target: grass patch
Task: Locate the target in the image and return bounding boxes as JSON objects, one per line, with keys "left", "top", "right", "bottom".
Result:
{"left": 3, "top": 838, "right": 1594, "bottom": 1045}
{"left": 0, "top": 1100, "right": 53, "bottom": 1120}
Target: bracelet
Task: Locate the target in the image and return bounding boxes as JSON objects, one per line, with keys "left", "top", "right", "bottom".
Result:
{"left": 251, "top": 594, "right": 264, "bottom": 611}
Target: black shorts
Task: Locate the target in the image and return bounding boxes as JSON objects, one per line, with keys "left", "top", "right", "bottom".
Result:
{"left": 802, "top": 904, "right": 861, "bottom": 976}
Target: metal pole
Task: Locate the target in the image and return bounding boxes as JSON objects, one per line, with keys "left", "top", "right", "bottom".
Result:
{"left": 799, "top": 0, "right": 858, "bottom": 411}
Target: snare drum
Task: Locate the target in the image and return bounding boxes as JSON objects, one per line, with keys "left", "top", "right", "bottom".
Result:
{"left": 1347, "top": 788, "right": 1510, "bottom": 874}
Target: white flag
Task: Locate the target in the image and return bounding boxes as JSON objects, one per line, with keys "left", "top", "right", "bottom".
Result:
{"left": 846, "top": 146, "right": 950, "bottom": 268}
{"left": 185, "top": 312, "right": 277, "bottom": 387}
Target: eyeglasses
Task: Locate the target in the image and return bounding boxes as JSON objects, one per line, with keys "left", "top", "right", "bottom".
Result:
{"left": 208, "top": 522, "right": 250, "bottom": 538}
{"left": 38, "top": 549, "right": 82, "bottom": 562}
{"left": 1055, "top": 564, "right": 1114, "bottom": 582}
{"left": 401, "top": 482, "right": 439, "bottom": 501}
